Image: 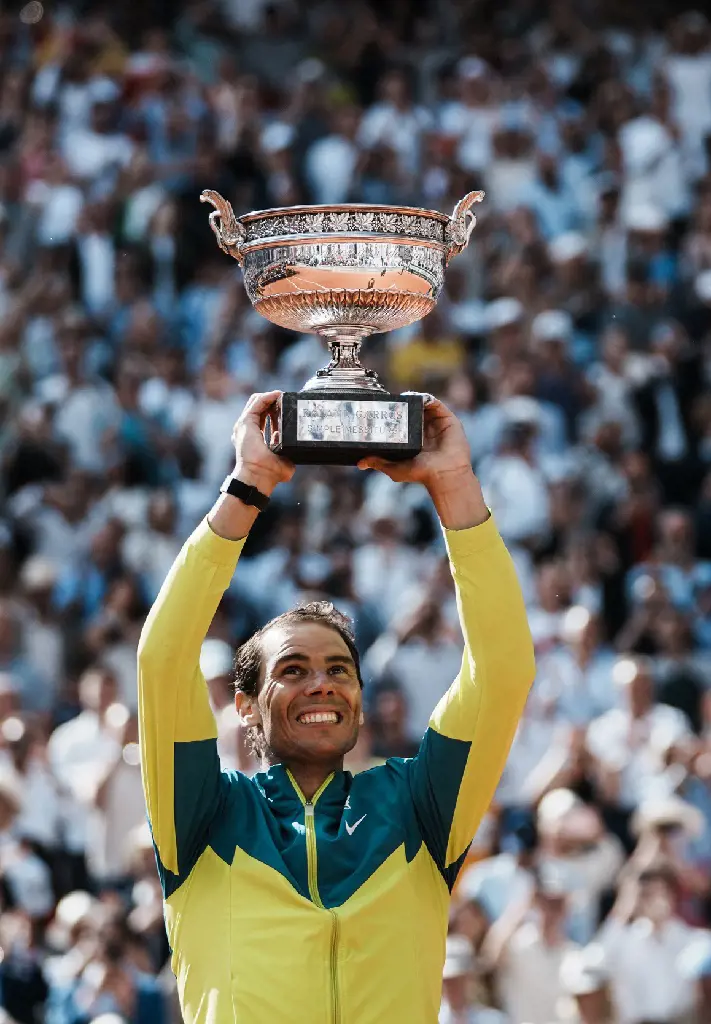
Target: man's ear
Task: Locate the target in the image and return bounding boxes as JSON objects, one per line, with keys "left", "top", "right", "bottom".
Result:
{"left": 235, "top": 690, "right": 263, "bottom": 727}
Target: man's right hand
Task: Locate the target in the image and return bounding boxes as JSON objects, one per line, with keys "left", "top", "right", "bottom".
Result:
{"left": 232, "top": 390, "right": 295, "bottom": 496}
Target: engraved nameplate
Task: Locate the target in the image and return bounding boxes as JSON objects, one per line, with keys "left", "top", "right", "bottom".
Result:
{"left": 297, "top": 399, "right": 408, "bottom": 444}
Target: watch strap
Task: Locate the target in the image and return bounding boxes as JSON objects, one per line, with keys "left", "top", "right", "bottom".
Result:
{"left": 220, "top": 475, "right": 271, "bottom": 512}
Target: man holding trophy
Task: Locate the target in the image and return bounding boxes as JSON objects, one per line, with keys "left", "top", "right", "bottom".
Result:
{"left": 137, "top": 191, "right": 535, "bottom": 1023}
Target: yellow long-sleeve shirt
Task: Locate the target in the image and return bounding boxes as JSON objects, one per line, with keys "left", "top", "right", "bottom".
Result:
{"left": 138, "top": 515, "right": 534, "bottom": 1024}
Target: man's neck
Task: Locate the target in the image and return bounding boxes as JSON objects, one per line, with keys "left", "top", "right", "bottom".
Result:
{"left": 574, "top": 646, "right": 592, "bottom": 667}
{"left": 540, "top": 923, "right": 563, "bottom": 947}
{"left": 273, "top": 759, "right": 344, "bottom": 803}
{"left": 443, "top": 993, "right": 468, "bottom": 1015}
{"left": 579, "top": 1013, "right": 607, "bottom": 1024}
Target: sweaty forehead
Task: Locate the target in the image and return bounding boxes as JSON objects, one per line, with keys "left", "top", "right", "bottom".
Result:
{"left": 260, "top": 621, "right": 352, "bottom": 665}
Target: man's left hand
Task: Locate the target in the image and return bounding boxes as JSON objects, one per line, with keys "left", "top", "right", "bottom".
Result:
{"left": 357, "top": 396, "right": 489, "bottom": 530}
{"left": 357, "top": 395, "right": 471, "bottom": 492}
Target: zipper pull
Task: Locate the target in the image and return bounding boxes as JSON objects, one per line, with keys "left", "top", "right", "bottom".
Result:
{"left": 305, "top": 803, "right": 314, "bottom": 818}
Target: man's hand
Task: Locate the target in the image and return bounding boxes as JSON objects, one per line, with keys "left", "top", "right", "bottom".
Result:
{"left": 232, "top": 390, "right": 295, "bottom": 495}
{"left": 357, "top": 396, "right": 489, "bottom": 530}
{"left": 357, "top": 396, "right": 470, "bottom": 489}
{"left": 209, "top": 391, "right": 294, "bottom": 541}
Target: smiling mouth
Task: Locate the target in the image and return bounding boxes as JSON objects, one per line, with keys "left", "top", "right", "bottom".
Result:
{"left": 296, "top": 711, "right": 343, "bottom": 725}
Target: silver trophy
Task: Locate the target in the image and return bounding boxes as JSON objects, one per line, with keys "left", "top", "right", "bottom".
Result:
{"left": 201, "top": 189, "right": 484, "bottom": 464}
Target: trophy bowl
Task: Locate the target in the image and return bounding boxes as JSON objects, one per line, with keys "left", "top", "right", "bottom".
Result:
{"left": 201, "top": 190, "right": 484, "bottom": 464}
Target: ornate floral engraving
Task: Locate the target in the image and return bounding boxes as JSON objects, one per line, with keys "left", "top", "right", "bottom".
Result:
{"left": 379, "top": 213, "right": 401, "bottom": 234}
{"left": 242, "top": 210, "right": 446, "bottom": 244}
{"left": 353, "top": 211, "right": 375, "bottom": 231}
{"left": 328, "top": 211, "right": 350, "bottom": 232}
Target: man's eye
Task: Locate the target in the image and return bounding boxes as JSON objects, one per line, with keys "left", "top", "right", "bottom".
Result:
{"left": 329, "top": 665, "right": 347, "bottom": 674}
{"left": 283, "top": 665, "right": 304, "bottom": 675}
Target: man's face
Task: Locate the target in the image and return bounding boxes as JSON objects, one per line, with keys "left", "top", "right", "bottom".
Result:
{"left": 627, "top": 668, "right": 653, "bottom": 717}
{"left": 638, "top": 878, "right": 675, "bottom": 924}
{"left": 660, "top": 511, "right": 692, "bottom": 552}
{"left": 536, "top": 891, "right": 567, "bottom": 926}
{"left": 539, "top": 154, "right": 558, "bottom": 187}
{"left": 79, "top": 669, "right": 117, "bottom": 714}
{"left": 238, "top": 622, "right": 363, "bottom": 765}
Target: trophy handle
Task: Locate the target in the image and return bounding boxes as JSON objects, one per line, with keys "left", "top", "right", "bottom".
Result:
{"left": 200, "top": 190, "right": 246, "bottom": 266}
{"left": 445, "top": 190, "right": 485, "bottom": 264}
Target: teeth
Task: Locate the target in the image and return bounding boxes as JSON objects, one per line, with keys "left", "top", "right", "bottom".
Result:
{"left": 298, "top": 712, "right": 339, "bottom": 725}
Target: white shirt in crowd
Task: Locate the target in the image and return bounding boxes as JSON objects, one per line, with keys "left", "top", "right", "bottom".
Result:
{"left": 458, "top": 853, "right": 534, "bottom": 922}
{"left": 77, "top": 233, "right": 117, "bottom": 315}
{"left": 497, "top": 922, "right": 578, "bottom": 1024}
{"left": 50, "top": 382, "right": 122, "bottom": 473}
{"left": 191, "top": 394, "right": 246, "bottom": 489}
{"left": 0, "top": 832, "right": 54, "bottom": 918}
{"left": 359, "top": 102, "right": 433, "bottom": 175}
{"left": 27, "top": 180, "right": 84, "bottom": 246}
{"left": 47, "top": 711, "right": 122, "bottom": 855}
{"left": 13, "top": 759, "right": 63, "bottom": 851}
{"left": 102, "top": 641, "right": 140, "bottom": 711}
{"left": 87, "top": 752, "right": 146, "bottom": 880}
{"left": 123, "top": 527, "right": 182, "bottom": 603}
{"left": 439, "top": 1003, "right": 508, "bottom": 1024}
{"left": 62, "top": 128, "right": 134, "bottom": 182}
{"left": 353, "top": 542, "right": 436, "bottom": 627}
{"left": 367, "top": 635, "right": 464, "bottom": 741}
{"left": 21, "top": 613, "right": 64, "bottom": 705}
{"left": 305, "top": 135, "right": 359, "bottom": 204}
{"left": 538, "top": 836, "right": 625, "bottom": 945}
{"left": 480, "top": 454, "right": 551, "bottom": 547}
{"left": 525, "top": 604, "right": 567, "bottom": 654}
{"left": 598, "top": 916, "right": 703, "bottom": 1024}
{"left": 439, "top": 102, "right": 498, "bottom": 172}
{"left": 32, "top": 67, "right": 96, "bottom": 140}
{"left": 586, "top": 704, "right": 692, "bottom": 808}
{"left": 535, "top": 646, "right": 619, "bottom": 724}
{"left": 664, "top": 47, "right": 711, "bottom": 176}
{"left": 495, "top": 717, "right": 575, "bottom": 810}
{"left": 7, "top": 494, "right": 91, "bottom": 572}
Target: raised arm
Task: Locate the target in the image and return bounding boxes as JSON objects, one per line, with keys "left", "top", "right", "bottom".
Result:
{"left": 412, "top": 513, "right": 535, "bottom": 882}
{"left": 359, "top": 398, "right": 535, "bottom": 886}
{"left": 138, "top": 392, "right": 294, "bottom": 888}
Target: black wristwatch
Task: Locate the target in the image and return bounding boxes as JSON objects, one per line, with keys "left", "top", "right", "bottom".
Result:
{"left": 219, "top": 475, "right": 271, "bottom": 512}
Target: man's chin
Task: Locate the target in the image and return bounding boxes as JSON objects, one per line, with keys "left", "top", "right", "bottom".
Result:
{"left": 275, "top": 726, "right": 359, "bottom": 763}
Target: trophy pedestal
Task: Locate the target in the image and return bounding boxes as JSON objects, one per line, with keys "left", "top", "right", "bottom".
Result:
{"left": 273, "top": 391, "right": 424, "bottom": 466}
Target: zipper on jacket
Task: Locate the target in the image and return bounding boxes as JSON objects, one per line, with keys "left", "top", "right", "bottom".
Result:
{"left": 288, "top": 771, "right": 341, "bottom": 1024}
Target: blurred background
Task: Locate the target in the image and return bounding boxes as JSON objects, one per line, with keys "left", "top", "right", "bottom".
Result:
{"left": 0, "top": 0, "right": 711, "bottom": 1021}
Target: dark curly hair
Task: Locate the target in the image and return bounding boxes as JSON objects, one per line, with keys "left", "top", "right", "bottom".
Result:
{"left": 233, "top": 601, "right": 363, "bottom": 760}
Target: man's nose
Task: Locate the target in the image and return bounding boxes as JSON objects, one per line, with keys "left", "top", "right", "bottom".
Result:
{"left": 304, "top": 672, "right": 335, "bottom": 696}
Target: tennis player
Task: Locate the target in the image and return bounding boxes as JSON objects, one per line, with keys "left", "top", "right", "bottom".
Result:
{"left": 138, "top": 389, "right": 535, "bottom": 1024}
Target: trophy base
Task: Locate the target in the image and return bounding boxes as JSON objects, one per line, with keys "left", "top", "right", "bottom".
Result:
{"left": 273, "top": 391, "right": 424, "bottom": 466}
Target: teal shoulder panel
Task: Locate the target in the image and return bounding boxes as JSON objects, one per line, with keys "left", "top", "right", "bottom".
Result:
{"left": 407, "top": 727, "right": 472, "bottom": 889}
{"left": 164, "top": 739, "right": 229, "bottom": 896}
{"left": 159, "top": 750, "right": 313, "bottom": 901}
{"left": 209, "top": 769, "right": 311, "bottom": 901}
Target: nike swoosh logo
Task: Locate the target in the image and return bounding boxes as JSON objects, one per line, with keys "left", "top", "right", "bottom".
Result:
{"left": 345, "top": 814, "right": 366, "bottom": 836}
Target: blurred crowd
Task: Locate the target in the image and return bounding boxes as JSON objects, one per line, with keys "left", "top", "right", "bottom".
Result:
{"left": 0, "top": 0, "right": 711, "bottom": 1021}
